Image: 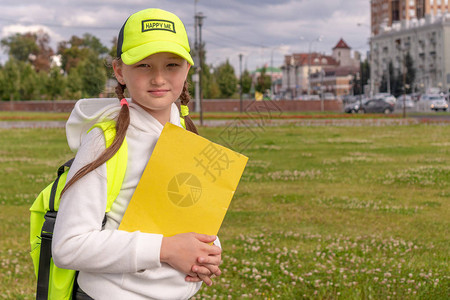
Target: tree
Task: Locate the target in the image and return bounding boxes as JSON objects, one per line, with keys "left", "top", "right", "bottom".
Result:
{"left": 0, "top": 58, "right": 40, "bottom": 100}
{"left": 65, "top": 67, "right": 83, "bottom": 99}
{"left": 73, "top": 53, "right": 107, "bottom": 98}
{"left": 404, "top": 51, "right": 415, "bottom": 94}
{"left": 351, "top": 58, "right": 370, "bottom": 95}
{"left": 187, "top": 42, "right": 220, "bottom": 99}
{"left": 0, "top": 59, "right": 21, "bottom": 100}
{"left": 241, "top": 70, "right": 252, "bottom": 94}
{"left": 109, "top": 37, "right": 118, "bottom": 59}
{"left": 216, "top": 60, "right": 237, "bottom": 98}
{"left": 33, "top": 31, "right": 55, "bottom": 73}
{"left": 1, "top": 30, "right": 54, "bottom": 72}
{"left": 1, "top": 32, "right": 39, "bottom": 62}
{"left": 255, "top": 67, "right": 271, "bottom": 93}
{"left": 45, "top": 67, "right": 66, "bottom": 100}
{"left": 380, "top": 61, "right": 399, "bottom": 95}
{"left": 58, "top": 33, "right": 108, "bottom": 73}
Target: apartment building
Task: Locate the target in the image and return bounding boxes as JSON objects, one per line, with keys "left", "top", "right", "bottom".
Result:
{"left": 370, "top": 1, "right": 450, "bottom": 93}
{"left": 371, "top": 0, "right": 450, "bottom": 36}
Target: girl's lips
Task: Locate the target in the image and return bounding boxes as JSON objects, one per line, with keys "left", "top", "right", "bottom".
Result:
{"left": 148, "top": 89, "right": 169, "bottom": 97}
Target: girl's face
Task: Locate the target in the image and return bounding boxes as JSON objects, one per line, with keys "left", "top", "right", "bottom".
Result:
{"left": 113, "top": 52, "right": 190, "bottom": 123}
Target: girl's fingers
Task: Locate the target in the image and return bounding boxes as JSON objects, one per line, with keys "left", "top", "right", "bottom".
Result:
{"left": 192, "top": 264, "right": 221, "bottom": 277}
{"left": 185, "top": 273, "right": 213, "bottom": 286}
{"left": 185, "top": 274, "right": 202, "bottom": 282}
{"left": 197, "top": 255, "right": 222, "bottom": 266}
{"left": 198, "top": 273, "right": 213, "bottom": 286}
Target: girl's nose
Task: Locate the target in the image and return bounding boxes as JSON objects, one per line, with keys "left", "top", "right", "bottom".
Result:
{"left": 151, "top": 69, "right": 165, "bottom": 85}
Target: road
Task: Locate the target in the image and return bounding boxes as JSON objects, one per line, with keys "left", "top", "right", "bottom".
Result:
{"left": 1, "top": 114, "right": 449, "bottom": 129}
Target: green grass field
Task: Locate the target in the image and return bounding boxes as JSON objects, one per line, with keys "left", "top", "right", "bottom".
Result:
{"left": 0, "top": 122, "right": 449, "bottom": 299}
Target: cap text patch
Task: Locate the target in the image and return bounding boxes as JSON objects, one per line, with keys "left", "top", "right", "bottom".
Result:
{"left": 142, "top": 19, "right": 176, "bottom": 33}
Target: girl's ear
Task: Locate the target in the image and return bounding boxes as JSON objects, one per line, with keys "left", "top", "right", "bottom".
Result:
{"left": 185, "top": 63, "right": 191, "bottom": 80}
{"left": 113, "top": 60, "right": 125, "bottom": 85}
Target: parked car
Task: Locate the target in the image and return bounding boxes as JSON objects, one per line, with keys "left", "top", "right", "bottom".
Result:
{"left": 418, "top": 94, "right": 449, "bottom": 111}
{"left": 344, "top": 101, "right": 364, "bottom": 113}
{"left": 343, "top": 98, "right": 369, "bottom": 113}
{"left": 296, "top": 94, "right": 320, "bottom": 100}
{"left": 430, "top": 98, "right": 448, "bottom": 111}
{"left": 395, "top": 95, "right": 415, "bottom": 110}
{"left": 323, "top": 93, "right": 335, "bottom": 100}
{"left": 358, "top": 98, "right": 395, "bottom": 114}
{"left": 374, "top": 93, "right": 397, "bottom": 105}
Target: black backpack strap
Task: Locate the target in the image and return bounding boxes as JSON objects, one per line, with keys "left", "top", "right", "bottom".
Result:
{"left": 36, "top": 159, "right": 74, "bottom": 300}
{"left": 49, "top": 158, "right": 74, "bottom": 211}
{"left": 36, "top": 211, "right": 57, "bottom": 300}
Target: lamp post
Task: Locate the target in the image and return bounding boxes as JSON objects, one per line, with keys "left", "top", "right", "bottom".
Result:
{"left": 398, "top": 44, "right": 410, "bottom": 118}
{"left": 320, "top": 69, "right": 325, "bottom": 112}
{"left": 357, "top": 22, "right": 373, "bottom": 96}
{"left": 195, "top": 12, "right": 205, "bottom": 126}
{"left": 270, "top": 47, "right": 283, "bottom": 98}
{"left": 239, "top": 53, "right": 243, "bottom": 113}
{"left": 307, "top": 36, "right": 323, "bottom": 96}
{"left": 193, "top": 0, "right": 200, "bottom": 113}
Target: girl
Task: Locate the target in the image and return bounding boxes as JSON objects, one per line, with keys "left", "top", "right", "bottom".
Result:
{"left": 52, "top": 8, "right": 222, "bottom": 300}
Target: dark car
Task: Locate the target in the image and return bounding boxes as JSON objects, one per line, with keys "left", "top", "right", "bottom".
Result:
{"left": 358, "top": 98, "right": 394, "bottom": 114}
{"left": 344, "top": 98, "right": 368, "bottom": 113}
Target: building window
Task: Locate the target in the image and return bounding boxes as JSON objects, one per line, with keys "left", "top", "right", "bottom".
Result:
{"left": 416, "top": 0, "right": 425, "bottom": 18}
{"left": 410, "top": 9, "right": 415, "bottom": 16}
{"left": 392, "top": 0, "right": 400, "bottom": 21}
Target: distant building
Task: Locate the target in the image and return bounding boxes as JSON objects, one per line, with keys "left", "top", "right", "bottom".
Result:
{"left": 370, "top": 7, "right": 450, "bottom": 93}
{"left": 281, "top": 38, "right": 360, "bottom": 99}
{"left": 371, "top": 0, "right": 450, "bottom": 36}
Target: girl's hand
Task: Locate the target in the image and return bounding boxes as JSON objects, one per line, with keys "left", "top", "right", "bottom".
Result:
{"left": 185, "top": 253, "right": 222, "bottom": 286}
{"left": 160, "top": 232, "right": 221, "bottom": 284}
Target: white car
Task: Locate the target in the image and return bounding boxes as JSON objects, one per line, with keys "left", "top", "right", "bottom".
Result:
{"left": 419, "top": 94, "right": 448, "bottom": 111}
{"left": 395, "top": 95, "right": 415, "bottom": 110}
{"left": 418, "top": 94, "right": 448, "bottom": 111}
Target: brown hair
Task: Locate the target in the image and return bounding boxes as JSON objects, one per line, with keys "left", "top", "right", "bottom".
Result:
{"left": 179, "top": 81, "right": 198, "bottom": 134}
{"left": 61, "top": 77, "right": 197, "bottom": 195}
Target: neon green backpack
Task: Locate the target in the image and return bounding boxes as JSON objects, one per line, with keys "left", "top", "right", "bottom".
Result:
{"left": 29, "top": 121, "right": 128, "bottom": 300}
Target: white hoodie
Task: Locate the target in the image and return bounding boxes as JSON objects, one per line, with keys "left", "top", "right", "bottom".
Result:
{"left": 52, "top": 98, "right": 202, "bottom": 300}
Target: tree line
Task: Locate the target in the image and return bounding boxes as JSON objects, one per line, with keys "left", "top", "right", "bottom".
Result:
{"left": 0, "top": 30, "right": 262, "bottom": 101}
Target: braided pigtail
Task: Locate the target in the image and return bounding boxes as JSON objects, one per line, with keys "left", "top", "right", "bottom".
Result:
{"left": 61, "top": 82, "right": 131, "bottom": 196}
{"left": 179, "top": 80, "right": 198, "bottom": 135}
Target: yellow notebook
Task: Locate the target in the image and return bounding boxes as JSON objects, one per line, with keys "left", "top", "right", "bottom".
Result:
{"left": 118, "top": 123, "right": 248, "bottom": 237}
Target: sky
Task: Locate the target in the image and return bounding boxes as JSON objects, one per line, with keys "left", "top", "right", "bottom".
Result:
{"left": 0, "top": 0, "right": 371, "bottom": 73}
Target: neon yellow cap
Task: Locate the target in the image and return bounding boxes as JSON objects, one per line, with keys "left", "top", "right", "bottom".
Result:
{"left": 117, "top": 8, "right": 194, "bottom": 66}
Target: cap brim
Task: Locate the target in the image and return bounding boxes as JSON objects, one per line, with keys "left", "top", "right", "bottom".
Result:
{"left": 121, "top": 40, "right": 194, "bottom": 66}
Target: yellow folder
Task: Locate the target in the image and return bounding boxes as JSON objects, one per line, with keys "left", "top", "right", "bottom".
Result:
{"left": 118, "top": 123, "right": 248, "bottom": 237}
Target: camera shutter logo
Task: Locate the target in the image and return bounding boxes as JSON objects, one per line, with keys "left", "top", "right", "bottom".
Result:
{"left": 167, "top": 173, "right": 202, "bottom": 207}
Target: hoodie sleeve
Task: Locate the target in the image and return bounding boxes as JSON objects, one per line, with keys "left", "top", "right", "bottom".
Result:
{"left": 52, "top": 128, "right": 163, "bottom": 273}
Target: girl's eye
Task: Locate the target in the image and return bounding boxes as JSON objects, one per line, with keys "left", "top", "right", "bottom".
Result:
{"left": 137, "top": 64, "right": 150, "bottom": 68}
{"left": 167, "top": 63, "right": 180, "bottom": 67}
